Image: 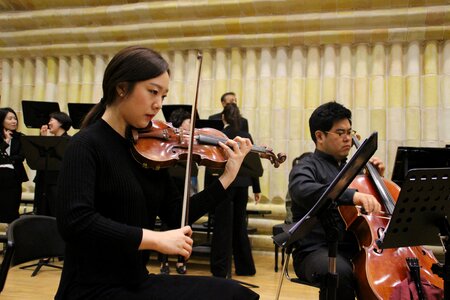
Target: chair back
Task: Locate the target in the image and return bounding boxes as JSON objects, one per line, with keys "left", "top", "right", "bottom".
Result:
{"left": 0, "top": 215, "right": 65, "bottom": 292}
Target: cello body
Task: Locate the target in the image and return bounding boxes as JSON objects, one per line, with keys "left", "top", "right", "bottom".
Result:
{"left": 339, "top": 175, "right": 443, "bottom": 299}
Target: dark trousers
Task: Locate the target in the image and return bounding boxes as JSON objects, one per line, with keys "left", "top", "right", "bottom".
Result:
{"left": 293, "top": 246, "right": 356, "bottom": 300}
{"left": 210, "top": 186, "right": 256, "bottom": 277}
{"left": 0, "top": 168, "right": 22, "bottom": 223}
{"left": 73, "top": 274, "right": 259, "bottom": 300}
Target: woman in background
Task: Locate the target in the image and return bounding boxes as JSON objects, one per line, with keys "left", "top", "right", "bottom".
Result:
{"left": 210, "top": 103, "right": 261, "bottom": 278}
{"left": 0, "top": 107, "right": 28, "bottom": 223}
{"left": 34, "top": 111, "right": 72, "bottom": 216}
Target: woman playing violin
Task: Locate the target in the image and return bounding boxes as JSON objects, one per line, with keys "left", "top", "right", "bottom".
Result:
{"left": 288, "top": 101, "right": 383, "bottom": 300}
{"left": 55, "top": 46, "right": 259, "bottom": 300}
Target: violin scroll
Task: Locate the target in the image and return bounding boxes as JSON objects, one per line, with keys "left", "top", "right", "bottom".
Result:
{"left": 253, "top": 146, "right": 286, "bottom": 168}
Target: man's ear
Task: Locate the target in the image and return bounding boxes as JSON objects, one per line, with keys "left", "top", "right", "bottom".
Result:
{"left": 315, "top": 130, "right": 325, "bottom": 143}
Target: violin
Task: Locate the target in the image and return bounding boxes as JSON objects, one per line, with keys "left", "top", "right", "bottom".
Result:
{"left": 338, "top": 135, "right": 443, "bottom": 299}
{"left": 130, "top": 119, "right": 287, "bottom": 170}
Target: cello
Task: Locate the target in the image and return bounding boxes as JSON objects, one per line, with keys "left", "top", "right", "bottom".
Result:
{"left": 338, "top": 135, "right": 443, "bottom": 299}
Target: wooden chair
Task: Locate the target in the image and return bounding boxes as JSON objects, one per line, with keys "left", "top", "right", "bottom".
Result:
{"left": 0, "top": 215, "right": 65, "bottom": 293}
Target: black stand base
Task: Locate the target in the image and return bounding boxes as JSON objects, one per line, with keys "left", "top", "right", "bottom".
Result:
{"left": 20, "top": 258, "right": 62, "bottom": 277}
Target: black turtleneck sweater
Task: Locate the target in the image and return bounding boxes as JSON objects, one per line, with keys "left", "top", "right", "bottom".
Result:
{"left": 55, "top": 119, "right": 226, "bottom": 299}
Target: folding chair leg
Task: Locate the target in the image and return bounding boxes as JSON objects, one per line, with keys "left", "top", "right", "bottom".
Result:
{"left": 274, "top": 252, "right": 291, "bottom": 300}
{"left": 20, "top": 258, "right": 63, "bottom": 277}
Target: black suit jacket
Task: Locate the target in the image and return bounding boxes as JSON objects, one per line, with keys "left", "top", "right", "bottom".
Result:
{"left": 0, "top": 132, "right": 28, "bottom": 182}
{"left": 221, "top": 126, "right": 261, "bottom": 192}
{"left": 208, "top": 112, "right": 249, "bottom": 133}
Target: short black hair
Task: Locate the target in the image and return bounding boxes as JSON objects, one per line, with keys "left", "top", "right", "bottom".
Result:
{"left": 220, "top": 92, "right": 236, "bottom": 103}
{"left": 50, "top": 111, "right": 72, "bottom": 131}
{"left": 168, "top": 108, "right": 191, "bottom": 128}
{"left": 309, "top": 101, "right": 352, "bottom": 144}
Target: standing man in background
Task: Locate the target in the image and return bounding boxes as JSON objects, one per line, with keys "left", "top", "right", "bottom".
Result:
{"left": 209, "top": 92, "right": 248, "bottom": 132}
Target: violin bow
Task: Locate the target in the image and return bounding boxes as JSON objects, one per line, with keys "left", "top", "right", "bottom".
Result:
{"left": 180, "top": 51, "right": 203, "bottom": 228}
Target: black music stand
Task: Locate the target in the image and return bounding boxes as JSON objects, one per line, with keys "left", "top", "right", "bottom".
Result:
{"left": 22, "top": 100, "right": 60, "bottom": 129}
{"left": 196, "top": 119, "right": 224, "bottom": 131}
{"left": 67, "top": 103, "right": 95, "bottom": 129}
{"left": 378, "top": 167, "right": 450, "bottom": 299}
{"left": 273, "top": 132, "right": 378, "bottom": 300}
{"left": 20, "top": 136, "right": 69, "bottom": 275}
{"left": 162, "top": 104, "right": 200, "bottom": 122}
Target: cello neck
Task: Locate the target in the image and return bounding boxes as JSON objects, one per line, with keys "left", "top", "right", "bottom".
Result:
{"left": 352, "top": 135, "right": 395, "bottom": 215}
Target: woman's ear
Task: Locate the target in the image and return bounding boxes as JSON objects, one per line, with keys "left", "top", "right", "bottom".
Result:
{"left": 116, "top": 83, "right": 128, "bottom": 97}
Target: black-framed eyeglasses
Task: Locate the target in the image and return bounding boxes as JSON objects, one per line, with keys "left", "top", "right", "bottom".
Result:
{"left": 325, "top": 129, "right": 357, "bottom": 138}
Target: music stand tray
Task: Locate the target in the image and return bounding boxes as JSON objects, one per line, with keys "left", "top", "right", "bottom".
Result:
{"left": 379, "top": 167, "right": 450, "bottom": 299}
{"left": 21, "top": 136, "right": 69, "bottom": 172}
{"left": 68, "top": 103, "right": 95, "bottom": 129}
{"left": 22, "top": 100, "right": 60, "bottom": 129}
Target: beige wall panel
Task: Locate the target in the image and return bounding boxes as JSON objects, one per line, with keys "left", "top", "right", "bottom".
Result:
{"left": 353, "top": 108, "right": 370, "bottom": 137}
{"left": 1, "top": 59, "right": 12, "bottom": 107}
{"left": 387, "top": 108, "right": 404, "bottom": 140}
{"left": 79, "top": 55, "right": 94, "bottom": 103}
{"left": 422, "top": 108, "right": 439, "bottom": 141}
{"left": 33, "top": 57, "right": 46, "bottom": 101}
{"left": 56, "top": 56, "right": 69, "bottom": 107}
{"left": 45, "top": 57, "right": 58, "bottom": 102}
{"left": 22, "top": 58, "right": 35, "bottom": 101}
{"left": 354, "top": 77, "right": 369, "bottom": 108}
{"left": 197, "top": 50, "right": 213, "bottom": 116}
{"left": 92, "top": 55, "right": 106, "bottom": 103}
{"left": 405, "top": 75, "right": 421, "bottom": 107}
{"left": 67, "top": 56, "right": 81, "bottom": 103}
{"left": 405, "top": 107, "right": 421, "bottom": 141}
{"left": 370, "top": 109, "right": 387, "bottom": 140}
{"left": 11, "top": 58, "right": 23, "bottom": 112}
{"left": 370, "top": 76, "right": 386, "bottom": 108}
{"left": 169, "top": 51, "right": 185, "bottom": 105}
{"left": 230, "top": 48, "right": 242, "bottom": 98}
{"left": 388, "top": 76, "right": 404, "bottom": 107}
{"left": 422, "top": 75, "right": 438, "bottom": 107}
{"left": 441, "top": 108, "right": 450, "bottom": 142}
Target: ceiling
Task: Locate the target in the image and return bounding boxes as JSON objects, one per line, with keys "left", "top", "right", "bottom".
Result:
{"left": 0, "top": 0, "right": 449, "bottom": 57}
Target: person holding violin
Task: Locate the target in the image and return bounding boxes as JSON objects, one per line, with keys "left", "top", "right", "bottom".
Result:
{"left": 34, "top": 111, "right": 72, "bottom": 216}
{"left": 55, "top": 46, "right": 259, "bottom": 300}
{"left": 210, "top": 103, "right": 261, "bottom": 278}
{"left": 288, "top": 101, "right": 383, "bottom": 300}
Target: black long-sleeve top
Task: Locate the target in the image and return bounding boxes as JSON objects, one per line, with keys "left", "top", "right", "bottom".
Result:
{"left": 55, "top": 119, "right": 227, "bottom": 299}
{"left": 288, "top": 149, "right": 357, "bottom": 255}
{"left": 0, "top": 131, "right": 28, "bottom": 182}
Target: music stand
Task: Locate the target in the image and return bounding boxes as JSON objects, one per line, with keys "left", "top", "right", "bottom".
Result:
{"left": 67, "top": 103, "right": 95, "bottom": 129}
{"left": 161, "top": 104, "right": 200, "bottom": 122}
{"left": 22, "top": 100, "right": 60, "bottom": 129}
{"left": 273, "top": 132, "right": 378, "bottom": 300}
{"left": 378, "top": 167, "right": 450, "bottom": 299}
{"left": 196, "top": 119, "right": 224, "bottom": 131}
{"left": 20, "top": 136, "right": 69, "bottom": 275}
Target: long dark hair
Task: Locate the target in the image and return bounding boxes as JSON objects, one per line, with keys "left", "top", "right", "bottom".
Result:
{"left": 81, "top": 46, "right": 170, "bottom": 129}
{"left": 0, "top": 107, "right": 19, "bottom": 139}
{"left": 222, "top": 103, "right": 242, "bottom": 132}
